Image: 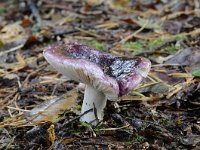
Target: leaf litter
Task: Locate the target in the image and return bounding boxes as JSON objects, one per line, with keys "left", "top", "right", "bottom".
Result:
{"left": 0, "top": 0, "right": 200, "bottom": 149}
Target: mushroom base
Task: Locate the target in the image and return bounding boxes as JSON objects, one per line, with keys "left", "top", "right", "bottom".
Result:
{"left": 80, "top": 85, "right": 106, "bottom": 125}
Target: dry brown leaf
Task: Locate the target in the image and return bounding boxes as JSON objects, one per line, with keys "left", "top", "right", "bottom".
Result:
{"left": 0, "top": 90, "right": 78, "bottom": 128}
{"left": 95, "top": 21, "right": 119, "bottom": 29}
{"left": 120, "top": 95, "right": 152, "bottom": 101}
{"left": 26, "top": 90, "right": 78, "bottom": 124}
{"left": 16, "top": 50, "right": 26, "bottom": 66}
{"left": 7, "top": 50, "right": 27, "bottom": 73}
{"left": 0, "top": 23, "right": 28, "bottom": 45}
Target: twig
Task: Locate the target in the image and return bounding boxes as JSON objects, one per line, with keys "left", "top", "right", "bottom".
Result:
{"left": 93, "top": 102, "right": 99, "bottom": 124}
{"left": 0, "top": 44, "right": 24, "bottom": 57}
{"left": 75, "top": 27, "right": 103, "bottom": 39}
{"left": 7, "top": 106, "right": 30, "bottom": 112}
{"left": 161, "top": 10, "right": 200, "bottom": 21}
{"left": 27, "top": 0, "right": 42, "bottom": 27}
{"left": 168, "top": 73, "right": 193, "bottom": 78}
{"left": 62, "top": 109, "right": 93, "bottom": 127}
{"left": 119, "top": 19, "right": 149, "bottom": 44}
{"left": 74, "top": 140, "right": 108, "bottom": 146}
{"left": 22, "top": 62, "right": 47, "bottom": 87}
{"left": 97, "top": 124, "right": 129, "bottom": 131}
{"left": 152, "top": 64, "right": 184, "bottom": 67}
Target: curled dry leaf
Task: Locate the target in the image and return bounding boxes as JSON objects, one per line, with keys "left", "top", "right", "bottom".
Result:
{"left": 25, "top": 90, "right": 78, "bottom": 125}
{"left": 0, "top": 90, "right": 78, "bottom": 128}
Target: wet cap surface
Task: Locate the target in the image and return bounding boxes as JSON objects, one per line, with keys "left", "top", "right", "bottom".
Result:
{"left": 43, "top": 43, "right": 151, "bottom": 98}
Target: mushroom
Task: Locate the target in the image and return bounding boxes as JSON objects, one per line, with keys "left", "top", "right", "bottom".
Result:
{"left": 43, "top": 43, "right": 151, "bottom": 125}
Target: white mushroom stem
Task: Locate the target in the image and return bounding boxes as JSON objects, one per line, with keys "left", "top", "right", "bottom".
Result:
{"left": 80, "top": 85, "right": 107, "bottom": 125}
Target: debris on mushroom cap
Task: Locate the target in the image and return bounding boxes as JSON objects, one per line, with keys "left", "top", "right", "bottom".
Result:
{"left": 105, "top": 57, "right": 151, "bottom": 96}
{"left": 134, "top": 57, "right": 151, "bottom": 77}
{"left": 43, "top": 43, "right": 151, "bottom": 98}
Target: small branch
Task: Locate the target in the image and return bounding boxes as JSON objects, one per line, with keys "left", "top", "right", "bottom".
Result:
{"left": 0, "top": 44, "right": 24, "bottom": 57}
{"left": 92, "top": 102, "right": 99, "bottom": 124}
{"left": 62, "top": 109, "right": 93, "bottom": 127}
{"left": 27, "top": 0, "right": 42, "bottom": 27}
{"left": 7, "top": 106, "right": 30, "bottom": 112}
{"left": 119, "top": 19, "right": 149, "bottom": 44}
{"left": 74, "top": 140, "right": 109, "bottom": 146}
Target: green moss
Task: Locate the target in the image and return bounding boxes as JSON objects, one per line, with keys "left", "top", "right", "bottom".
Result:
{"left": 147, "top": 34, "right": 186, "bottom": 49}
{"left": 173, "top": 34, "right": 186, "bottom": 41}
{"left": 165, "top": 45, "right": 178, "bottom": 54}
{"left": 148, "top": 37, "right": 165, "bottom": 48}
{"left": 0, "top": 8, "right": 6, "bottom": 15}
{"left": 133, "top": 133, "right": 145, "bottom": 143}
{"left": 122, "top": 34, "right": 186, "bottom": 56}
{"left": 86, "top": 40, "right": 105, "bottom": 50}
{"left": 122, "top": 41, "right": 145, "bottom": 56}
{"left": 123, "top": 42, "right": 144, "bottom": 50}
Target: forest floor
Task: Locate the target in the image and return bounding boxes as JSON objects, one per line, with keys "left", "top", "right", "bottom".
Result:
{"left": 0, "top": 0, "right": 200, "bottom": 149}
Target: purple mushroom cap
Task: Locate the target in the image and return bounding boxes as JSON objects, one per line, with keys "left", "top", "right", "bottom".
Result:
{"left": 43, "top": 42, "right": 151, "bottom": 125}
{"left": 43, "top": 42, "right": 151, "bottom": 98}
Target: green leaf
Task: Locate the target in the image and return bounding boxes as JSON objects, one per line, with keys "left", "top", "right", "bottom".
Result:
{"left": 192, "top": 69, "right": 200, "bottom": 77}
{"left": 81, "top": 122, "right": 91, "bottom": 128}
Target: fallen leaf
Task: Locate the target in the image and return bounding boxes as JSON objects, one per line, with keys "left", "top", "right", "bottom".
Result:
{"left": 0, "top": 23, "right": 28, "bottom": 46}
{"left": 165, "top": 47, "right": 200, "bottom": 73}
{"left": 165, "top": 48, "right": 192, "bottom": 65}
{"left": 26, "top": 90, "right": 78, "bottom": 125}
{"left": 180, "top": 135, "right": 200, "bottom": 146}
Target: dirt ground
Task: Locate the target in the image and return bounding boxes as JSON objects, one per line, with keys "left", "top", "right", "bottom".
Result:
{"left": 0, "top": 0, "right": 200, "bottom": 149}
